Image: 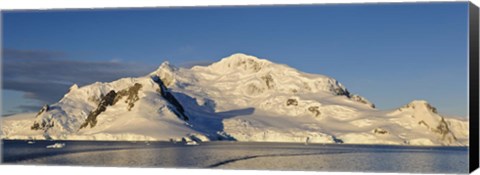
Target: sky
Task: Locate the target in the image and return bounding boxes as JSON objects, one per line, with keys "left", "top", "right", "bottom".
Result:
{"left": 1, "top": 2, "right": 469, "bottom": 117}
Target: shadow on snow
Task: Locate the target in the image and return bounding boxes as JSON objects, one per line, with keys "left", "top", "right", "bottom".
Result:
{"left": 171, "top": 91, "right": 255, "bottom": 141}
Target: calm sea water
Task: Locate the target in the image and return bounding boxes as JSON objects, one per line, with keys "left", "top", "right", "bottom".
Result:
{"left": 1, "top": 140, "right": 468, "bottom": 173}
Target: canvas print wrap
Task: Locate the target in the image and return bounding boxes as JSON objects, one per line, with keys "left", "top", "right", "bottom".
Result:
{"left": 1, "top": 2, "right": 476, "bottom": 174}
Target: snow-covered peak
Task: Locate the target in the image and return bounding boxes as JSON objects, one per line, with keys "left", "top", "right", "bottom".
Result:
{"left": 151, "top": 61, "right": 177, "bottom": 87}
{"left": 409, "top": 100, "right": 429, "bottom": 105}
{"left": 221, "top": 53, "right": 268, "bottom": 62}
{"left": 388, "top": 100, "right": 443, "bottom": 130}
{"left": 204, "top": 53, "right": 272, "bottom": 73}
{"left": 69, "top": 84, "right": 79, "bottom": 92}
{"left": 400, "top": 100, "right": 438, "bottom": 114}
{"left": 155, "top": 61, "right": 176, "bottom": 72}
{"left": 187, "top": 53, "right": 349, "bottom": 96}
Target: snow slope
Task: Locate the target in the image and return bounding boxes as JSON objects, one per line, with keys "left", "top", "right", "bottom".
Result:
{"left": 1, "top": 53, "right": 469, "bottom": 146}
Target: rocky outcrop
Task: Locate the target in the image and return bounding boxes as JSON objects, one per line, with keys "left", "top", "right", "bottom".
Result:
{"left": 37, "top": 104, "right": 49, "bottom": 116}
{"left": 80, "top": 90, "right": 117, "bottom": 129}
{"left": 426, "top": 103, "right": 438, "bottom": 114}
{"left": 286, "top": 99, "right": 298, "bottom": 106}
{"left": 80, "top": 83, "right": 144, "bottom": 129}
{"left": 334, "top": 87, "right": 350, "bottom": 96}
{"left": 261, "top": 74, "right": 275, "bottom": 89}
{"left": 350, "top": 94, "right": 375, "bottom": 108}
{"left": 373, "top": 128, "right": 389, "bottom": 134}
{"left": 308, "top": 106, "right": 321, "bottom": 117}
{"left": 152, "top": 75, "right": 189, "bottom": 121}
{"left": 31, "top": 105, "right": 52, "bottom": 131}
{"left": 30, "top": 119, "right": 54, "bottom": 131}
{"left": 433, "top": 117, "right": 457, "bottom": 143}
{"left": 232, "top": 56, "right": 264, "bottom": 72}
{"left": 114, "top": 83, "right": 142, "bottom": 111}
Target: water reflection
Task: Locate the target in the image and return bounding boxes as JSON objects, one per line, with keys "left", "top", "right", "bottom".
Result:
{"left": 2, "top": 140, "right": 468, "bottom": 173}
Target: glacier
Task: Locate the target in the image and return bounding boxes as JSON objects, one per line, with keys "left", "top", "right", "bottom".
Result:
{"left": 1, "top": 53, "right": 469, "bottom": 146}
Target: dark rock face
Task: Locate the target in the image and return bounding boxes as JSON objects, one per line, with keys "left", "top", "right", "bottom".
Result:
{"left": 418, "top": 120, "right": 430, "bottom": 128}
{"left": 434, "top": 117, "right": 457, "bottom": 143}
{"left": 417, "top": 117, "right": 457, "bottom": 143}
{"left": 286, "top": 99, "right": 298, "bottom": 106}
{"left": 308, "top": 106, "right": 321, "bottom": 117}
{"left": 31, "top": 123, "right": 40, "bottom": 130}
{"left": 31, "top": 120, "right": 54, "bottom": 131}
{"left": 79, "top": 83, "right": 143, "bottom": 129}
{"left": 373, "top": 128, "right": 388, "bottom": 134}
{"left": 152, "top": 75, "right": 189, "bottom": 121}
{"left": 235, "top": 59, "right": 262, "bottom": 72}
{"left": 425, "top": 103, "right": 438, "bottom": 114}
{"left": 261, "top": 74, "right": 275, "bottom": 89}
{"left": 332, "top": 136, "right": 344, "bottom": 143}
{"left": 435, "top": 118, "right": 449, "bottom": 135}
{"left": 31, "top": 104, "right": 53, "bottom": 131}
{"left": 37, "top": 105, "right": 49, "bottom": 116}
{"left": 114, "top": 83, "right": 142, "bottom": 111}
{"left": 403, "top": 101, "right": 437, "bottom": 113}
{"left": 350, "top": 95, "right": 375, "bottom": 108}
{"left": 80, "top": 90, "right": 117, "bottom": 129}
{"left": 334, "top": 87, "right": 350, "bottom": 97}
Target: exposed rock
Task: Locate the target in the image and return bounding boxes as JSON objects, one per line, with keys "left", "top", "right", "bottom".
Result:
{"left": 433, "top": 117, "right": 457, "bottom": 143}
{"left": 236, "top": 58, "right": 262, "bottom": 72}
{"left": 80, "top": 90, "right": 117, "bottom": 129}
{"left": 403, "top": 100, "right": 438, "bottom": 113}
{"left": 114, "top": 83, "right": 142, "bottom": 111}
{"left": 418, "top": 120, "right": 430, "bottom": 128}
{"left": 308, "top": 106, "right": 321, "bottom": 117}
{"left": 30, "top": 123, "right": 40, "bottom": 130}
{"left": 246, "top": 83, "right": 264, "bottom": 95}
{"left": 152, "top": 75, "right": 189, "bottom": 121}
{"left": 286, "top": 99, "right": 298, "bottom": 106}
{"left": 350, "top": 94, "right": 375, "bottom": 108}
{"left": 261, "top": 74, "right": 275, "bottom": 89}
{"left": 31, "top": 104, "right": 52, "bottom": 131}
{"left": 332, "top": 136, "right": 344, "bottom": 143}
{"left": 31, "top": 120, "right": 54, "bottom": 131}
{"left": 334, "top": 87, "right": 350, "bottom": 97}
{"left": 37, "top": 104, "right": 49, "bottom": 116}
{"left": 373, "top": 128, "right": 389, "bottom": 134}
{"left": 426, "top": 103, "right": 438, "bottom": 114}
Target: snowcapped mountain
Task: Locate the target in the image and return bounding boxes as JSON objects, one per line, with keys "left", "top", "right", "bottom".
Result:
{"left": 1, "top": 53, "right": 469, "bottom": 146}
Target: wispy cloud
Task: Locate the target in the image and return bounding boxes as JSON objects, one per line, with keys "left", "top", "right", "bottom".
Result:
{"left": 2, "top": 49, "right": 156, "bottom": 112}
{"left": 3, "top": 49, "right": 66, "bottom": 60}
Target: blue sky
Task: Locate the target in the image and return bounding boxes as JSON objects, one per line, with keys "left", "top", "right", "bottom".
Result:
{"left": 2, "top": 2, "right": 469, "bottom": 116}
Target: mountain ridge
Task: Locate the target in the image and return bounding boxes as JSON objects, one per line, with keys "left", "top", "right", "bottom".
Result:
{"left": 1, "top": 53, "right": 469, "bottom": 146}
